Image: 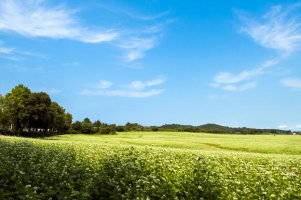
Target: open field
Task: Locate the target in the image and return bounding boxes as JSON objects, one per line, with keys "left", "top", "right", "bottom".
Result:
{"left": 47, "top": 132, "right": 301, "bottom": 155}
{"left": 0, "top": 132, "right": 301, "bottom": 199}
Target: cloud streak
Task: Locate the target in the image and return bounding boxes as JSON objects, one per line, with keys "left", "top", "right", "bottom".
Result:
{"left": 0, "top": 0, "right": 118, "bottom": 43}
{"left": 0, "top": 0, "right": 171, "bottom": 63}
{"left": 281, "top": 78, "right": 301, "bottom": 89}
{"left": 240, "top": 3, "right": 301, "bottom": 54}
{"left": 211, "top": 4, "right": 301, "bottom": 92}
{"left": 119, "top": 37, "right": 157, "bottom": 62}
{"left": 82, "top": 77, "right": 165, "bottom": 98}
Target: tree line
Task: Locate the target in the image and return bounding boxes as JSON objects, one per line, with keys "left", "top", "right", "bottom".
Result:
{"left": 1, "top": 84, "right": 298, "bottom": 137}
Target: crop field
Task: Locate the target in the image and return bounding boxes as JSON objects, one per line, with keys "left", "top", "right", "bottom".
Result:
{"left": 48, "top": 132, "right": 301, "bottom": 155}
{"left": 0, "top": 132, "right": 301, "bottom": 199}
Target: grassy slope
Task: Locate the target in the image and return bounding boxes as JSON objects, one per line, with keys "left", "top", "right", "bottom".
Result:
{"left": 46, "top": 132, "right": 301, "bottom": 155}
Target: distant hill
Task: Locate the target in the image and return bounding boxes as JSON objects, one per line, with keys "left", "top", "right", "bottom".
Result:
{"left": 158, "top": 123, "right": 294, "bottom": 134}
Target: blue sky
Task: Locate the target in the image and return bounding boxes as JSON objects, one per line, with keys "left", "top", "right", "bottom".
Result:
{"left": 1, "top": 0, "right": 301, "bottom": 130}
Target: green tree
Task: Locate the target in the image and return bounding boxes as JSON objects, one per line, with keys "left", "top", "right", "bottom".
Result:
{"left": 26, "top": 92, "right": 52, "bottom": 132}
{"left": 0, "top": 94, "right": 10, "bottom": 130}
{"left": 72, "top": 121, "right": 82, "bottom": 132}
{"left": 81, "top": 118, "right": 94, "bottom": 134}
{"left": 51, "top": 102, "right": 71, "bottom": 133}
{"left": 5, "top": 84, "right": 31, "bottom": 133}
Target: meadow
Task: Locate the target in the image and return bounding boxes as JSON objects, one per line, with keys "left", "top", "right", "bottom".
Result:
{"left": 48, "top": 132, "right": 301, "bottom": 155}
{"left": 0, "top": 132, "right": 300, "bottom": 199}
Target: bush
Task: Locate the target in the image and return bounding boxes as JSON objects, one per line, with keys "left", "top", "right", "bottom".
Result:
{"left": 67, "top": 129, "right": 79, "bottom": 134}
{"left": 98, "top": 127, "right": 116, "bottom": 135}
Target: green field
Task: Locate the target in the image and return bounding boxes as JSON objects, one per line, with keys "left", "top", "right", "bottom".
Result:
{"left": 47, "top": 132, "right": 301, "bottom": 155}
{"left": 0, "top": 132, "right": 301, "bottom": 199}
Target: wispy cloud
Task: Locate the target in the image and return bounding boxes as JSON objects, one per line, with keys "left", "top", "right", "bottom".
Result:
{"left": 62, "top": 62, "right": 80, "bottom": 67}
{"left": 97, "top": 80, "right": 112, "bottom": 89}
{"left": 222, "top": 82, "right": 257, "bottom": 91}
{"left": 0, "top": 43, "right": 13, "bottom": 54}
{"left": 296, "top": 124, "right": 301, "bottom": 128}
{"left": 211, "top": 4, "right": 301, "bottom": 92}
{"left": 281, "top": 78, "right": 301, "bottom": 89}
{"left": 277, "top": 124, "right": 289, "bottom": 129}
{"left": 0, "top": 0, "right": 170, "bottom": 63}
{"left": 240, "top": 3, "right": 301, "bottom": 55}
{"left": 119, "top": 37, "right": 157, "bottom": 62}
{"left": 0, "top": 40, "right": 48, "bottom": 61}
{"left": 97, "top": 3, "right": 170, "bottom": 21}
{"left": 82, "top": 77, "right": 165, "bottom": 98}
{"left": 82, "top": 89, "right": 163, "bottom": 98}
{"left": 0, "top": 0, "right": 118, "bottom": 43}
{"left": 126, "top": 76, "right": 165, "bottom": 90}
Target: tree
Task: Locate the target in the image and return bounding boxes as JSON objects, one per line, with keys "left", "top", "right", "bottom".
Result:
{"left": 0, "top": 94, "right": 10, "bottom": 130}
{"left": 83, "top": 118, "right": 92, "bottom": 124}
{"left": 72, "top": 121, "right": 82, "bottom": 132}
{"left": 81, "top": 118, "right": 94, "bottom": 134}
{"left": 26, "top": 92, "right": 52, "bottom": 132}
{"left": 5, "top": 84, "right": 31, "bottom": 133}
{"left": 50, "top": 102, "right": 72, "bottom": 133}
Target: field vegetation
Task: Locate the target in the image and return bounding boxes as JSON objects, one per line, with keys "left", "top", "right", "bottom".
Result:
{"left": 0, "top": 132, "right": 300, "bottom": 199}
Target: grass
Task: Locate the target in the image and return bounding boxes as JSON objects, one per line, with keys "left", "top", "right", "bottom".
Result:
{"left": 46, "top": 132, "right": 301, "bottom": 155}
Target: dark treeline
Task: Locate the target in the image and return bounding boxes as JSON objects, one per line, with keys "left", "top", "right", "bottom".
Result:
{"left": 69, "top": 122, "right": 299, "bottom": 135}
{"left": 0, "top": 84, "right": 72, "bottom": 136}
{"left": 155, "top": 123, "right": 298, "bottom": 135}
{"left": 1, "top": 84, "right": 299, "bottom": 137}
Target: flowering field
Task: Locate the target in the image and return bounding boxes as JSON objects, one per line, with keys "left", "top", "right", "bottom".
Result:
{"left": 0, "top": 134, "right": 300, "bottom": 199}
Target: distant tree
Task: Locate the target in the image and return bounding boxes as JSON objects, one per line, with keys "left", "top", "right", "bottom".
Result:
{"left": 0, "top": 95, "right": 10, "bottom": 130}
{"left": 115, "top": 125, "right": 125, "bottom": 132}
{"left": 151, "top": 126, "right": 159, "bottom": 132}
{"left": 26, "top": 92, "right": 52, "bottom": 132}
{"left": 72, "top": 121, "right": 82, "bottom": 132}
{"left": 125, "top": 122, "right": 143, "bottom": 131}
{"left": 50, "top": 102, "right": 72, "bottom": 133}
{"left": 93, "top": 120, "right": 102, "bottom": 127}
{"left": 5, "top": 84, "right": 31, "bottom": 133}
{"left": 64, "top": 112, "right": 73, "bottom": 131}
{"left": 99, "top": 126, "right": 115, "bottom": 134}
{"left": 81, "top": 118, "right": 94, "bottom": 134}
{"left": 83, "top": 118, "right": 92, "bottom": 125}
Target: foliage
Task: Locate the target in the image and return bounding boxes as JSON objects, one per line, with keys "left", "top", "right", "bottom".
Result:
{"left": 158, "top": 123, "right": 294, "bottom": 134}
{"left": 0, "top": 85, "right": 72, "bottom": 135}
{"left": 71, "top": 119, "right": 116, "bottom": 135}
{"left": 0, "top": 136, "right": 300, "bottom": 199}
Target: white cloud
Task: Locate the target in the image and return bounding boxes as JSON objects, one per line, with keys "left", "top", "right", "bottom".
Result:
{"left": 119, "top": 37, "right": 157, "bottom": 62}
{"left": 82, "top": 89, "right": 163, "bottom": 98}
{"left": 222, "top": 82, "right": 257, "bottom": 91}
{"left": 62, "top": 62, "right": 80, "bottom": 67}
{"left": 240, "top": 4, "right": 301, "bottom": 54}
{"left": 0, "top": 46, "right": 13, "bottom": 54}
{"left": 277, "top": 125, "right": 289, "bottom": 129}
{"left": 214, "top": 69, "right": 262, "bottom": 84}
{"left": 281, "top": 78, "right": 301, "bottom": 89}
{"left": 0, "top": 0, "right": 118, "bottom": 43}
{"left": 127, "top": 77, "right": 165, "bottom": 90}
{"left": 0, "top": 40, "right": 14, "bottom": 54}
{"left": 0, "top": 1, "right": 169, "bottom": 63}
{"left": 211, "top": 4, "right": 301, "bottom": 92}
{"left": 81, "top": 77, "right": 165, "bottom": 98}
{"left": 296, "top": 124, "right": 301, "bottom": 128}
{"left": 97, "top": 80, "right": 112, "bottom": 89}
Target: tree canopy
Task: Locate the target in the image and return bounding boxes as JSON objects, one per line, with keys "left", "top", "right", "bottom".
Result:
{"left": 0, "top": 84, "right": 72, "bottom": 135}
